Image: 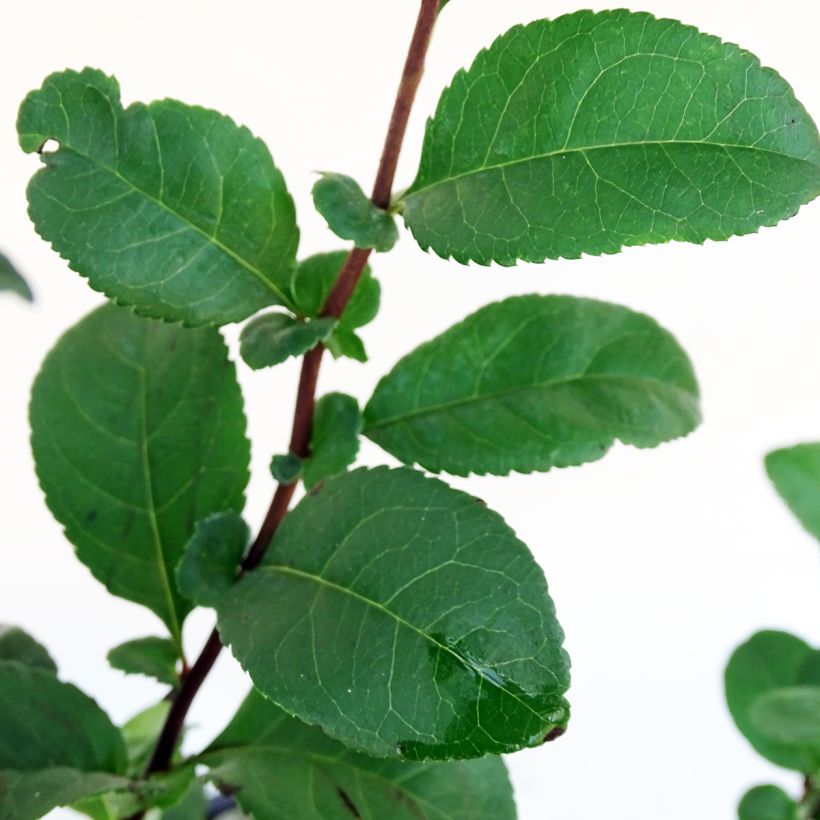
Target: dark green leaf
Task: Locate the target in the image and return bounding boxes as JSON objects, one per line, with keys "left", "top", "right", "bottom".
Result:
{"left": 750, "top": 687, "right": 820, "bottom": 763}
{"left": 364, "top": 294, "right": 699, "bottom": 476}
{"left": 0, "top": 661, "right": 126, "bottom": 774}
{"left": 738, "top": 785, "right": 798, "bottom": 820}
{"left": 217, "top": 466, "right": 570, "bottom": 761}
{"left": 204, "top": 688, "right": 517, "bottom": 819}
{"left": 239, "top": 313, "right": 336, "bottom": 370}
{"left": 0, "top": 769, "right": 128, "bottom": 820}
{"left": 177, "top": 511, "right": 249, "bottom": 608}
{"left": 401, "top": 11, "right": 820, "bottom": 265}
{"left": 765, "top": 444, "right": 820, "bottom": 542}
{"left": 160, "top": 781, "right": 207, "bottom": 820}
{"left": 18, "top": 68, "right": 299, "bottom": 325}
{"left": 312, "top": 172, "right": 398, "bottom": 252}
{"left": 0, "top": 625, "right": 56, "bottom": 673}
{"left": 108, "top": 637, "right": 179, "bottom": 687}
{"left": 0, "top": 251, "right": 33, "bottom": 302}
{"left": 269, "top": 452, "right": 304, "bottom": 485}
{"left": 303, "top": 393, "right": 362, "bottom": 489}
{"left": 30, "top": 303, "right": 250, "bottom": 645}
{"left": 725, "top": 631, "right": 820, "bottom": 771}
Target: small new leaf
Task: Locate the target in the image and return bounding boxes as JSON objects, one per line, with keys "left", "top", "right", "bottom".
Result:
{"left": 239, "top": 313, "right": 336, "bottom": 370}
{"left": 177, "top": 511, "right": 249, "bottom": 608}
{"left": 401, "top": 11, "right": 820, "bottom": 265}
{"left": 269, "top": 452, "right": 304, "bottom": 485}
{"left": 107, "top": 637, "right": 179, "bottom": 687}
{"left": 765, "top": 443, "right": 820, "bottom": 543}
{"left": 18, "top": 68, "right": 300, "bottom": 325}
{"left": 312, "top": 172, "right": 398, "bottom": 252}
{"left": 203, "top": 688, "right": 517, "bottom": 819}
{"left": 738, "top": 785, "right": 798, "bottom": 820}
{"left": 217, "top": 467, "right": 570, "bottom": 761}
{"left": 0, "top": 625, "right": 56, "bottom": 673}
{"left": 30, "top": 304, "right": 251, "bottom": 645}
{"left": 0, "top": 251, "right": 33, "bottom": 302}
{"left": 303, "top": 393, "right": 362, "bottom": 489}
{"left": 365, "top": 294, "right": 700, "bottom": 476}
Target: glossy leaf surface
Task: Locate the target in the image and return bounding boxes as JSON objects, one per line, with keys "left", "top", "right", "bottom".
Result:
{"left": 30, "top": 304, "right": 250, "bottom": 643}
{"left": 217, "top": 467, "right": 570, "bottom": 760}
{"left": 204, "top": 688, "right": 517, "bottom": 819}
{"left": 18, "top": 68, "right": 299, "bottom": 325}
{"left": 365, "top": 295, "right": 699, "bottom": 476}
{"left": 401, "top": 11, "right": 820, "bottom": 265}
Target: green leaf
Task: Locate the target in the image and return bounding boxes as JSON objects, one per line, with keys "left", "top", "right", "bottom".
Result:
{"left": 204, "top": 688, "right": 517, "bottom": 819}
{"left": 177, "top": 511, "right": 249, "bottom": 608}
{"left": 290, "top": 250, "right": 380, "bottom": 335}
{"left": 725, "top": 631, "right": 820, "bottom": 771}
{"left": 0, "top": 251, "right": 33, "bottom": 302}
{"left": 159, "top": 781, "right": 207, "bottom": 820}
{"left": 269, "top": 452, "right": 304, "bottom": 485}
{"left": 107, "top": 638, "right": 179, "bottom": 687}
{"left": 30, "top": 303, "right": 250, "bottom": 645}
{"left": 120, "top": 701, "right": 171, "bottom": 776}
{"left": 217, "top": 466, "right": 570, "bottom": 761}
{"left": 738, "top": 785, "right": 798, "bottom": 820}
{"left": 18, "top": 68, "right": 299, "bottom": 326}
{"left": 750, "top": 687, "right": 820, "bottom": 764}
{"left": 1, "top": 769, "right": 129, "bottom": 820}
{"left": 326, "top": 326, "right": 368, "bottom": 362}
{"left": 0, "top": 661, "right": 126, "bottom": 774}
{"left": 312, "top": 172, "right": 398, "bottom": 252}
{"left": 239, "top": 313, "right": 336, "bottom": 370}
{"left": 765, "top": 444, "right": 820, "bottom": 542}
{"left": 401, "top": 10, "right": 820, "bottom": 265}
{"left": 0, "top": 625, "right": 56, "bottom": 673}
{"left": 303, "top": 393, "right": 362, "bottom": 489}
{"left": 364, "top": 294, "right": 699, "bottom": 476}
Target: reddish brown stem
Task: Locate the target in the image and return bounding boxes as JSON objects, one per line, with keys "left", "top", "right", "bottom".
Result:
{"left": 141, "top": 0, "right": 440, "bottom": 783}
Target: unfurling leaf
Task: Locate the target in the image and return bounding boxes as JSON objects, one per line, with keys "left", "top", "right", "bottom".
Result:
{"left": 401, "top": 11, "right": 820, "bottom": 265}
{"left": 18, "top": 68, "right": 299, "bottom": 325}
{"left": 30, "top": 303, "right": 250, "bottom": 645}
{"left": 217, "top": 467, "right": 570, "bottom": 761}
{"left": 725, "top": 630, "right": 820, "bottom": 771}
{"left": 239, "top": 313, "right": 336, "bottom": 370}
{"left": 0, "top": 251, "right": 33, "bottom": 302}
{"left": 107, "top": 637, "right": 180, "bottom": 687}
{"left": 365, "top": 294, "right": 699, "bottom": 476}
{"left": 0, "top": 625, "right": 56, "bottom": 673}
{"left": 312, "top": 172, "right": 398, "bottom": 252}
{"left": 177, "top": 511, "right": 249, "bottom": 608}
{"left": 765, "top": 444, "right": 820, "bottom": 543}
{"left": 738, "top": 785, "right": 798, "bottom": 820}
{"left": 303, "top": 393, "right": 362, "bottom": 489}
{"left": 203, "top": 688, "right": 516, "bottom": 819}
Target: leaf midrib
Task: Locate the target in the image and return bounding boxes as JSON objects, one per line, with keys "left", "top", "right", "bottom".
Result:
{"left": 260, "top": 564, "right": 552, "bottom": 724}
{"left": 405, "top": 139, "right": 819, "bottom": 201}
{"left": 365, "top": 371, "right": 698, "bottom": 432}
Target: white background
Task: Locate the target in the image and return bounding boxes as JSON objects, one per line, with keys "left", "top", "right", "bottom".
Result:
{"left": 1, "top": 1, "right": 819, "bottom": 818}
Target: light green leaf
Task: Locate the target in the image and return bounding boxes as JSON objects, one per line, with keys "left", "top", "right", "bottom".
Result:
{"left": 120, "top": 701, "right": 171, "bottom": 776}
{"left": 0, "top": 769, "right": 129, "bottom": 820}
{"left": 364, "top": 294, "right": 699, "bottom": 476}
{"left": 401, "top": 10, "right": 820, "bottom": 265}
{"left": 204, "top": 688, "right": 517, "bottom": 819}
{"left": 326, "top": 326, "right": 368, "bottom": 362}
{"left": 725, "top": 631, "right": 820, "bottom": 771}
{"left": 177, "top": 511, "right": 249, "bottom": 608}
{"left": 269, "top": 452, "right": 304, "bottom": 485}
{"left": 738, "top": 785, "right": 798, "bottom": 820}
{"left": 0, "top": 626, "right": 56, "bottom": 673}
{"left": 18, "top": 68, "right": 299, "bottom": 326}
{"left": 217, "top": 466, "right": 570, "bottom": 761}
{"left": 750, "top": 687, "right": 820, "bottom": 764}
{"left": 312, "top": 172, "right": 398, "bottom": 252}
{"left": 239, "top": 313, "right": 336, "bottom": 370}
{"left": 765, "top": 444, "right": 820, "bottom": 542}
{"left": 0, "top": 661, "right": 126, "bottom": 774}
{"left": 303, "top": 393, "right": 362, "bottom": 489}
{"left": 108, "top": 637, "right": 179, "bottom": 687}
{"left": 159, "top": 781, "right": 207, "bottom": 820}
{"left": 30, "top": 303, "right": 250, "bottom": 645}
{"left": 0, "top": 251, "right": 33, "bottom": 302}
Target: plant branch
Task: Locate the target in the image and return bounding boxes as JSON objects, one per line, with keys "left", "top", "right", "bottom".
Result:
{"left": 140, "top": 0, "right": 440, "bottom": 783}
